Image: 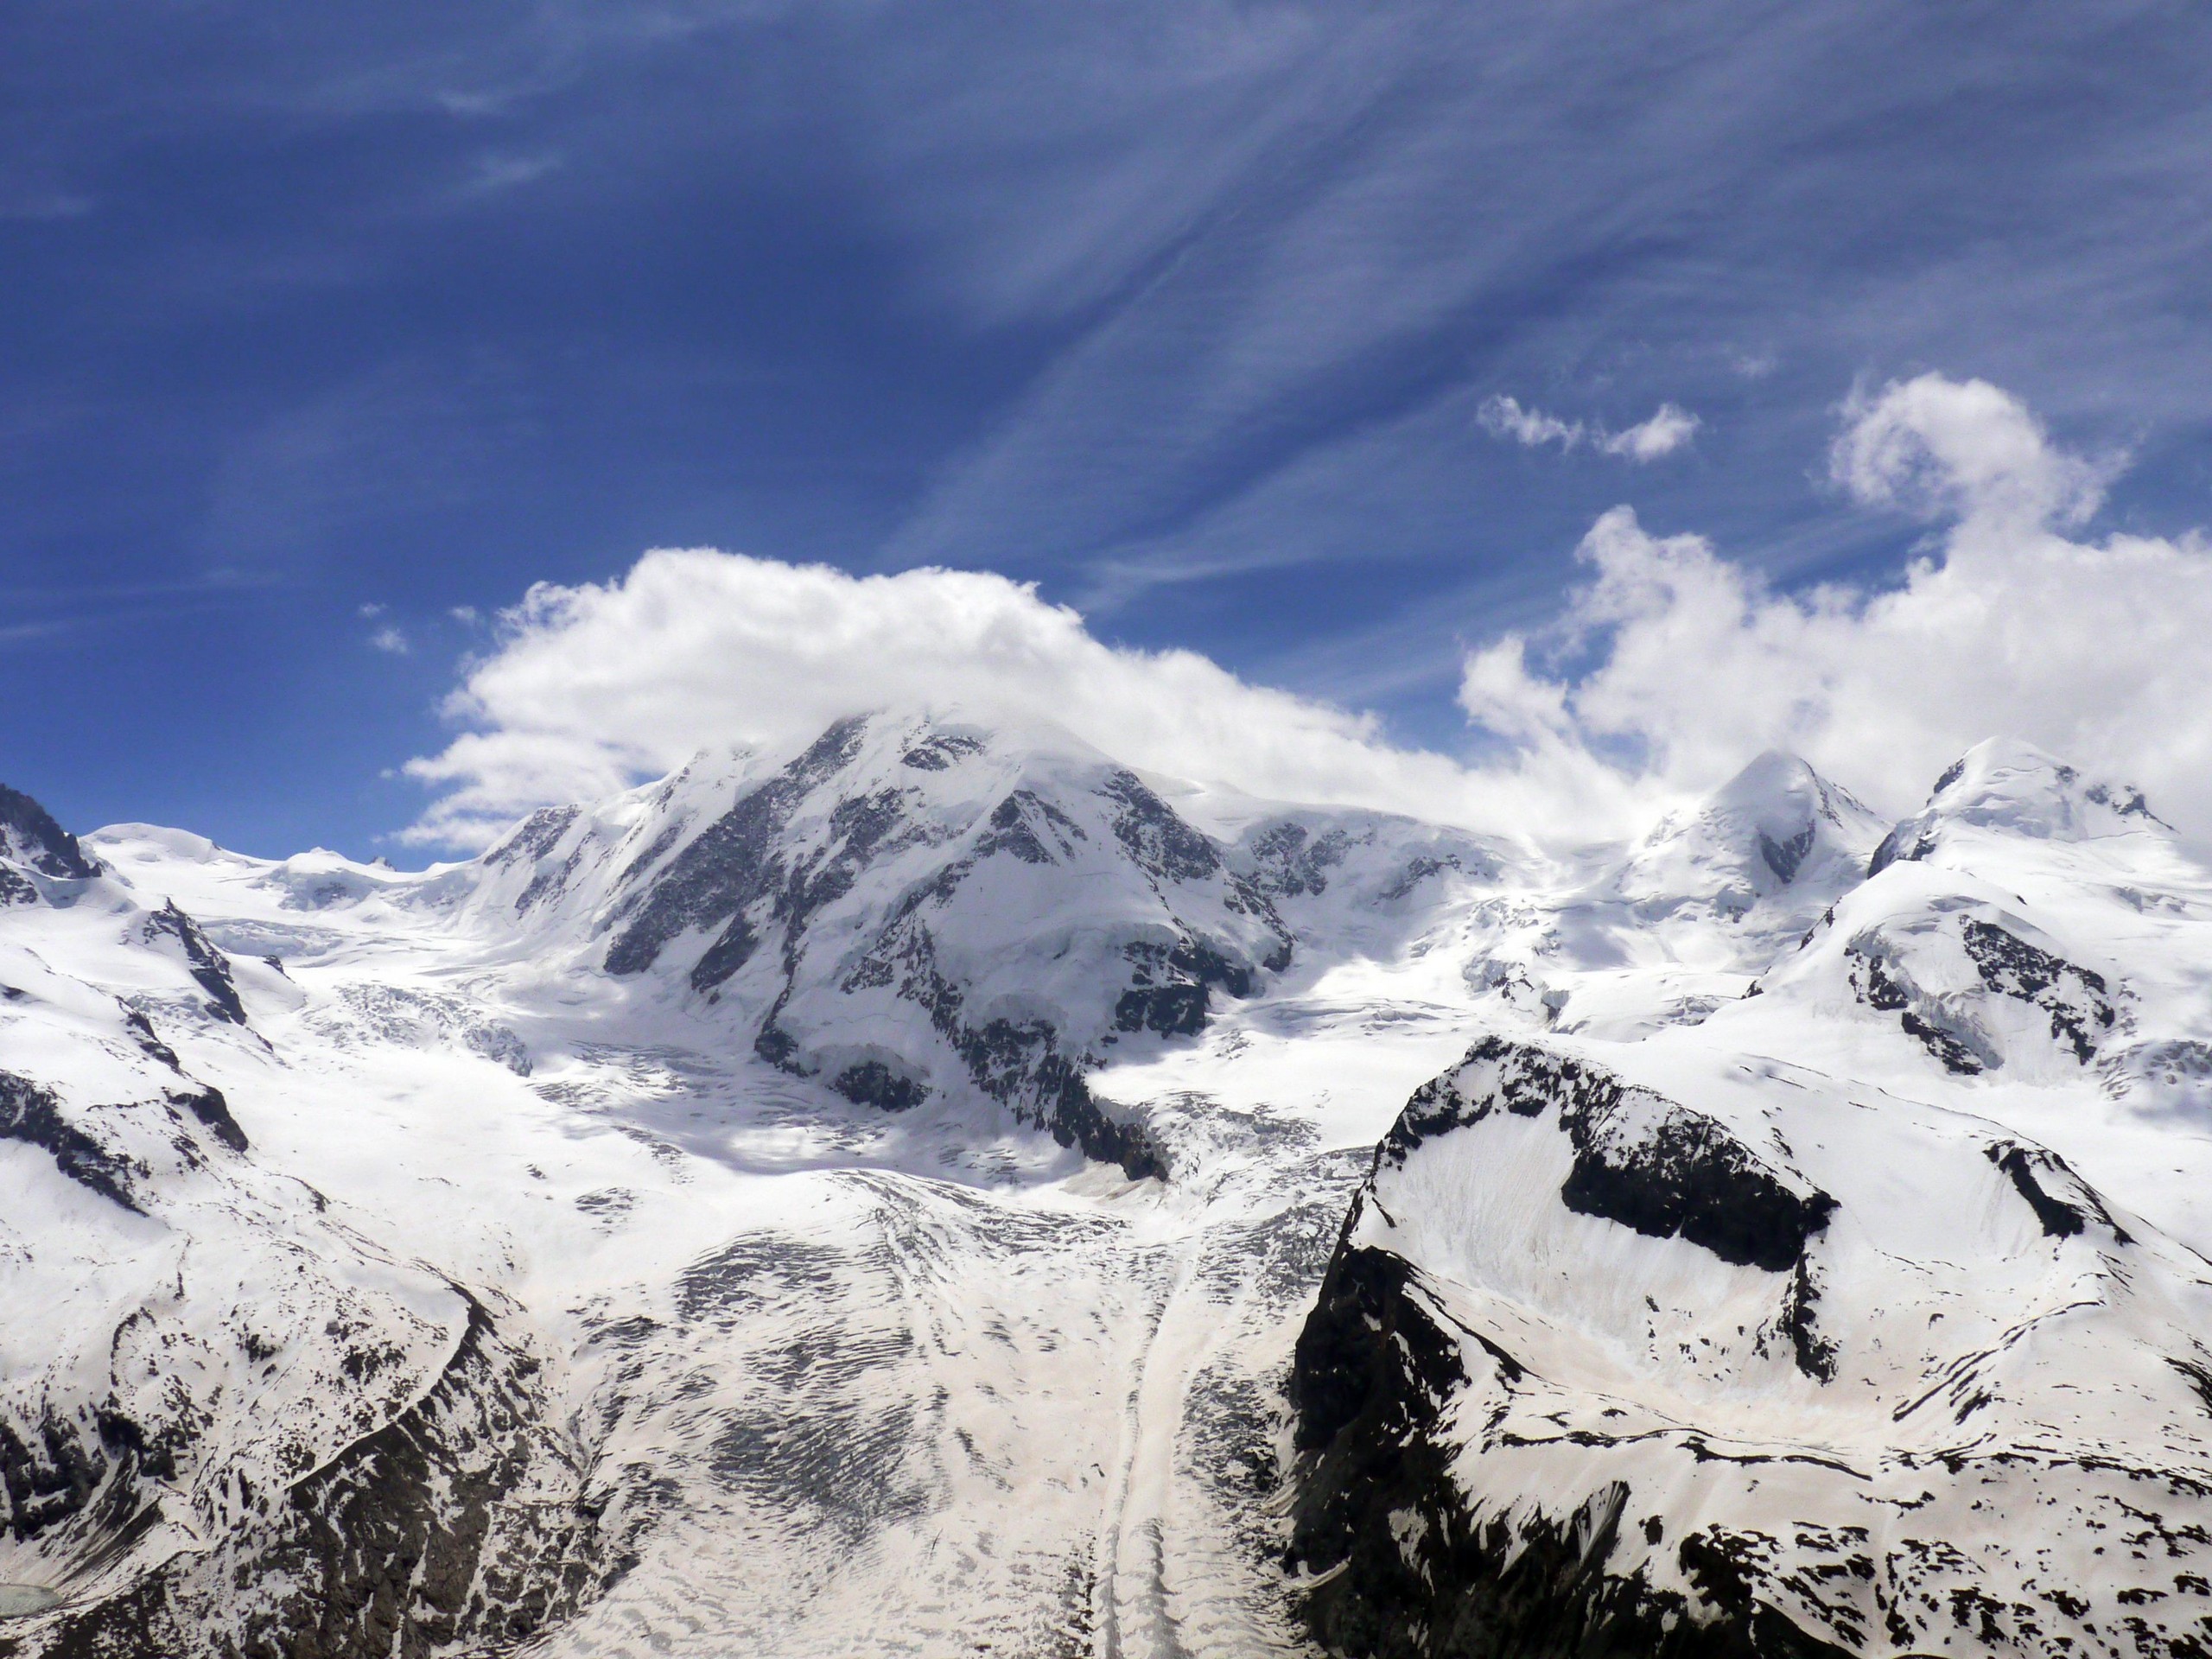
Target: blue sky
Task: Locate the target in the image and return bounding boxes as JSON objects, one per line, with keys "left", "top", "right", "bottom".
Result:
{"left": 5, "top": 0, "right": 2211, "bottom": 858}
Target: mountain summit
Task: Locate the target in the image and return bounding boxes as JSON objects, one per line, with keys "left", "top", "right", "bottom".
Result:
{"left": 1618, "top": 749, "right": 1889, "bottom": 921}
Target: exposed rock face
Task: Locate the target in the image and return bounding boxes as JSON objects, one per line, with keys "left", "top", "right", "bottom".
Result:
{"left": 18, "top": 1291, "right": 603, "bottom": 1659}
{"left": 139, "top": 901, "right": 248, "bottom": 1026}
{"left": 1374, "top": 1039, "right": 1835, "bottom": 1277}
{"left": 0, "top": 1072, "right": 146, "bottom": 1215}
{"left": 1289, "top": 1033, "right": 2212, "bottom": 1658}
{"left": 0, "top": 788, "right": 97, "bottom": 884}
{"left": 466, "top": 715, "right": 1319, "bottom": 1176}
{"left": 1837, "top": 906, "right": 2120, "bottom": 1076}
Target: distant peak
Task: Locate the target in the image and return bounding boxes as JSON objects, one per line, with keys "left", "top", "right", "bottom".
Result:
{"left": 1872, "top": 738, "right": 2165, "bottom": 874}
{"left": 1924, "top": 738, "right": 2163, "bottom": 831}
{"left": 1722, "top": 748, "right": 1818, "bottom": 791}
{"left": 1618, "top": 749, "right": 1885, "bottom": 912}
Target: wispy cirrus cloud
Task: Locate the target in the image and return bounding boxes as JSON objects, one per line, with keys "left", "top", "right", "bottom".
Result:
{"left": 9, "top": 0, "right": 2212, "bottom": 853}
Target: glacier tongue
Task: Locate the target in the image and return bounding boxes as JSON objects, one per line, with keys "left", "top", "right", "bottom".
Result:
{"left": 0, "top": 728, "right": 2209, "bottom": 1657}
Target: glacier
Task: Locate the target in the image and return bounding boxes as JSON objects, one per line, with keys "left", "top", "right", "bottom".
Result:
{"left": 0, "top": 717, "right": 2207, "bottom": 1657}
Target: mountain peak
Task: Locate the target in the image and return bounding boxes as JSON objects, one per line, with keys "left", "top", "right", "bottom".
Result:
{"left": 1615, "top": 751, "right": 1885, "bottom": 918}
{"left": 1872, "top": 738, "right": 2165, "bottom": 874}
{"left": 1929, "top": 736, "right": 2163, "bottom": 830}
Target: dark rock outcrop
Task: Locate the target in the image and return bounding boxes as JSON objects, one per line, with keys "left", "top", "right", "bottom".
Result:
{"left": 1845, "top": 917, "right": 2115, "bottom": 1074}
{"left": 0, "top": 1071, "right": 143, "bottom": 1214}
{"left": 1961, "top": 919, "right": 2115, "bottom": 1063}
{"left": 167, "top": 1084, "right": 248, "bottom": 1154}
{"left": 1378, "top": 1039, "right": 1834, "bottom": 1275}
{"left": 141, "top": 902, "right": 248, "bottom": 1026}
{"left": 604, "top": 718, "right": 869, "bottom": 982}
{"left": 0, "top": 786, "right": 97, "bottom": 881}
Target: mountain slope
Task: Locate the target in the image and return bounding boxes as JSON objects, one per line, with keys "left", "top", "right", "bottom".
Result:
{"left": 1288, "top": 1033, "right": 2212, "bottom": 1657}
{"left": 1286, "top": 745, "right": 2212, "bottom": 1658}
{"left": 2, "top": 729, "right": 2209, "bottom": 1658}
{"left": 442, "top": 711, "right": 1507, "bottom": 1176}
{"left": 0, "top": 796, "right": 606, "bottom": 1657}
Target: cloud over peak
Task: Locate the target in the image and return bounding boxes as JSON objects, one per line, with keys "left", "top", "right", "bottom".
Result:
{"left": 1466, "top": 374, "right": 2212, "bottom": 836}
{"left": 405, "top": 374, "right": 2212, "bottom": 857}
{"left": 401, "top": 554, "right": 1492, "bottom": 848}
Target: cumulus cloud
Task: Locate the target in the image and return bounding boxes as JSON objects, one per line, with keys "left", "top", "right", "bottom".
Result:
{"left": 1829, "top": 373, "right": 2115, "bottom": 531}
{"left": 399, "top": 556, "right": 1565, "bottom": 849}
{"left": 1464, "top": 372, "right": 2212, "bottom": 840}
{"left": 1600, "top": 403, "right": 1700, "bottom": 461}
{"left": 1479, "top": 395, "right": 1699, "bottom": 463}
{"left": 369, "top": 625, "right": 410, "bottom": 655}
{"left": 405, "top": 372, "right": 2212, "bottom": 856}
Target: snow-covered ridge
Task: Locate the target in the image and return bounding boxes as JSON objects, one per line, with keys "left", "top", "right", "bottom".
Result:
{"left": 1871, "top": 735, "right": 2167, "bottom": 874}
{"left": 1, "top": 721, "right": 2209, "bottom": 1656}
{"left": 1290, "top": 1031, "right": 2212, "bottom": 1656}
{"left": 1287, "top": 741, "right": 2212, "bottom": 1658}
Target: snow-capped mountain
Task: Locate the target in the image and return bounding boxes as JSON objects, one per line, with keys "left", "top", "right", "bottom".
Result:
{"left": 2, "top": 722, "right": 2208, "bottom": 1657}
{"left": 418, "top": 712, "right": 1507, "bottom": 1177}
{"left": 1615, "top": 749, "right": 1889, "bottom": 931}
{"left": 1288, "top": 739, "right": 2212, "bottom": 1657}
{"left": 0, "top": 803, "right": 599, "bottom": 1654}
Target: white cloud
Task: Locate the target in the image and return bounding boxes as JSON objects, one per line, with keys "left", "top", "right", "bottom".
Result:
{"left": 370, "top": 625, "right": 410, "bottom": 655}
{"left": 1465, "top": 373, "right": 2212, "bottom": 842}
{"left": 466, "top": 150, "right": 563, "bottom": 194}
{"left": 1599, "top": 403, "right": 1700, "bottom": 461}
{"left": 1480, "top": 395, "right": 1700, "bottom": 463}
{"left": 399, "top": 555, "right": 1565, "bottom": 849}
{"left": 1478, "top": 394, "right": 1584, "bottom": 451}
{"left": 1829, "top": 373, "right": 2115, "bottom": 531}
{"left": 404, "top": 372, "right": 2212, "bottom": 858}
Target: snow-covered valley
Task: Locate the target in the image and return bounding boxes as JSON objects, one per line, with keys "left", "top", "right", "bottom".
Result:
{"left": 2, "top": 719, "right": 2209, "bottom": 1656}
